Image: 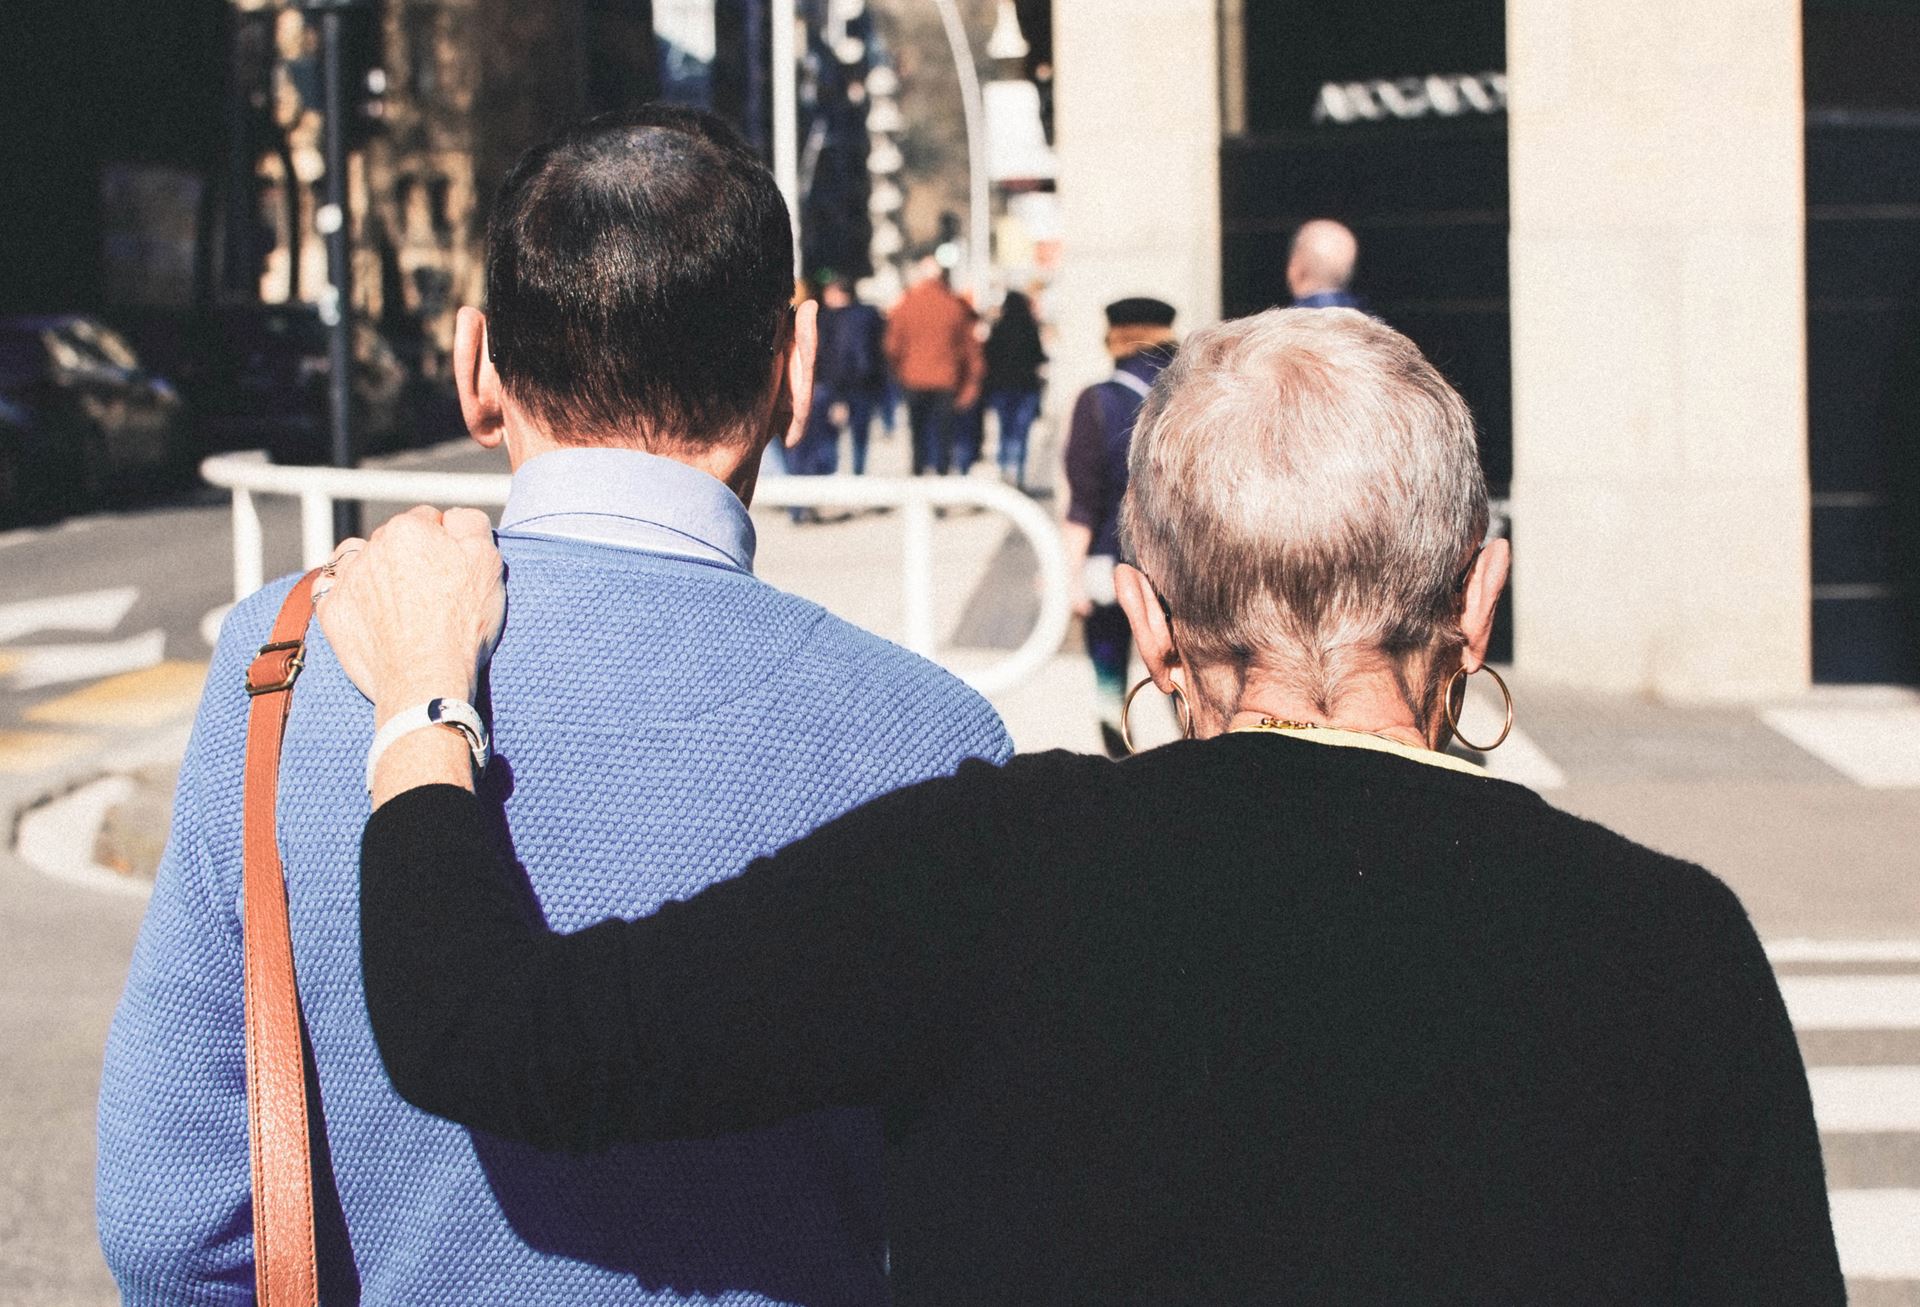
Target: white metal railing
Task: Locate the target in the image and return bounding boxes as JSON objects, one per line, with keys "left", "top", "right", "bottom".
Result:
{"left": 200, "top": 452, "right": 1072, "bottom": 697}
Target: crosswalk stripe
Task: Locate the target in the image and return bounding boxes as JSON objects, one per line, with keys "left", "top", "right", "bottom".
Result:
{"left": 22, "top": 660, "right": 208, "bottom": 730}
{"left": 1829, "top": 1189, "right": 1920, "bottom": 1281}
{"left": 1764, "top": 703, "right": 1920, "bottom": 788}
{"left": 1781, "top": 976, "right": 1920, "bottom": 1030}
{"left": 0, "top": 586, "right": 139, "bottom": 643}
{"left": 6, "top": 629, "right": 166, "bottom": 691}
{"left": 1769, "top": 938, "right": 1920, "bottom": 965}
{"left": 1808, "top": 1066, "right": 1920, "bottom": 1133}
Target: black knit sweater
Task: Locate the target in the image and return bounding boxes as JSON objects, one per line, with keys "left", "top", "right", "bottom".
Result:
{"left": 361, "top": 733, "right": 1843, "bottom": 1305}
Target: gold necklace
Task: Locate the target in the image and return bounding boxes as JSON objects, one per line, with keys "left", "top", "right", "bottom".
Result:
{"left": 1242, "top": 717, "right": 1427, "bottom": 750}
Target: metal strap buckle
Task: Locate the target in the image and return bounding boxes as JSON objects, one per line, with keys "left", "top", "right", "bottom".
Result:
{"left": 245, "top": 638, "right": 307, "bottom": 696}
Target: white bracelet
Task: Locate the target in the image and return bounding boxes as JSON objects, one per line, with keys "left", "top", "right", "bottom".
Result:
{"left": 366, "top": 698, "right": 490, "bottom": 792}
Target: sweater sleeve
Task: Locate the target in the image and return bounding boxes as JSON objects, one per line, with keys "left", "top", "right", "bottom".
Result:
{"left": 1669, "top": 878, "right": 1846, "bottom": 1304}
{"left": 96, "top": 621, "right": 262, "bottom": 1305}
{"left": 1062, "top": 386, "right": 1108, "bottom": 532}
{"left": 361, "top": 761, "right": 1016, "bottom": 1154}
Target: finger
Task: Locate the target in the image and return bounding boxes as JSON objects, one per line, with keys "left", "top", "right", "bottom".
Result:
{"left": 327, "top": 537, "right": 368, "bottom": 570}
{"left": 310, "top": 573, "right": 335, "bottom": 605}
{"left": 442, "top": 507, "right": 494, "bottom": 539}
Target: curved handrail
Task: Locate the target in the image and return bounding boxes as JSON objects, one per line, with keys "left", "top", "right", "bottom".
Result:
{"left": 201, "top": 453, "right": 1070, "bottom": 697}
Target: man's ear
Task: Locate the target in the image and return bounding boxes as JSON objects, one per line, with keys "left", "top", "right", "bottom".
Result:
{"left": 1459, "top": 536, "right": 1511, "bottom": 673}
{"left": 1113, "top": 563, "right": 1180, "bottom": 692}
{"left": 780, "top": 299, "right": 819, "bottom": 450}
{"left": 453, "top": 307, "right": 506, "bottom": 451}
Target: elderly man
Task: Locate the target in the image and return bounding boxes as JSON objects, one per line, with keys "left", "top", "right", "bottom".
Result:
{"left": 1287, "top": 218, "right": 1362, "bottom": 310}
{"left": 96, "top": 107, "right": 1009, "bottom": 1306}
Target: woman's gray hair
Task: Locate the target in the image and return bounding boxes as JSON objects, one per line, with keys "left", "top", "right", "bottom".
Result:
{"left": 1119, "top": 307, "right": 1488, "bottom": 724}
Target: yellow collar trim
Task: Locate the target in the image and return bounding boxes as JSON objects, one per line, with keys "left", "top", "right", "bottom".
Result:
{"left": 1230, "top": 722, "right": 1487, "bottom": 777}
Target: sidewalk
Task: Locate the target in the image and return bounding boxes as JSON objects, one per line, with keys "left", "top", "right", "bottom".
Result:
{"left": 0, "top": 846, "right": 138, "bottom": 1306}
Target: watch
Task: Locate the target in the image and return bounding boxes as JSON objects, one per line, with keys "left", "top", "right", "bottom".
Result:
{"left": 365, "top": 697, "right": 491, "bottom": 792}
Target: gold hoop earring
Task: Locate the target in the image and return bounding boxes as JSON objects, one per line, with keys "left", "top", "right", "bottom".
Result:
{"left": 1443, "top": 664, "right": 1514, "bottom": 752}
{"left": 1121, "top": 676, "right": 1194, "bottom": 755}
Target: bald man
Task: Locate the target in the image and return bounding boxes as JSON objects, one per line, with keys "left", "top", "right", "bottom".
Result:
{"left": 1287, "top": 218, "right": 1361, "bottom": 310}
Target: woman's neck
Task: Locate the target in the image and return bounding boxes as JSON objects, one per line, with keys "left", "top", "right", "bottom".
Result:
{"left": 1215, "top": 667, "right": 1434, "bottom": 751}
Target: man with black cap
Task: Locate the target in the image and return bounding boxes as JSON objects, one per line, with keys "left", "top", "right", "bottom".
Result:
{"left": 1061, "top": 296, "right": 1178, "bottom": 755}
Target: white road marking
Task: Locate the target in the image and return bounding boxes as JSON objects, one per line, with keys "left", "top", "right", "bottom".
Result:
{"left": 200, "top": 603, "right": 233, "bottom": 649}
{"left": 0, "top": 587, "right": 139, "bottom": 643}
{"left": 6, "top": 629, "right": 166, "bottom": 690}
{"left": 1763, "top": 703, "right": 1920, "bottom": 788}
{"left": 1768, "top": 938, "right": 1920, "bottom": 965}
{"left": 14, "top": 775, "right": 151, "bottom": 900}
{"left": 1828, "top": 1189, "right": 1920, "bottom": 1280}
{"left": 1807, "top": 1066, "right": 1920, "bottom": 1133}
{"left": 1779, "top": 976, "right": 1920, "bottom": 1031}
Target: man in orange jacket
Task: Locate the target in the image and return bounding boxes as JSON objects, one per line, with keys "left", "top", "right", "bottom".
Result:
{"left": 885, "top": 257, "right": 981, "bottom": 475}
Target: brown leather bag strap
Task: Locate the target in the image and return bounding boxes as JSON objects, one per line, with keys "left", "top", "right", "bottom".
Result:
{"left": 241, "top": 571, "right": 323, "bottom": 1307}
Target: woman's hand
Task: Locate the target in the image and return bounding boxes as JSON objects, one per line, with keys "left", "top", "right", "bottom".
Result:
{"left": 313, "top": 505, "right": 506, "bottom": 724}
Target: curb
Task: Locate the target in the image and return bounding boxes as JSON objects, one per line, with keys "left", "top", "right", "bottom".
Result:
{"left": 3, "top": 720, "right": 192, "bottom": 899}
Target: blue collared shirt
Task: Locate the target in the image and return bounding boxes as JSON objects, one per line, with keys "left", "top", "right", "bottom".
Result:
{"left": 498, "top": 446, "right": 757, "bottom": 573}
{"left": 1292, "top": 289, "right": 1363, "bottom": 311}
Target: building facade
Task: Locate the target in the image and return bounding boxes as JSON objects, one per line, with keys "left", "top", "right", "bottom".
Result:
{"left": 1051, "top": 0, "right": 1920, "bottom": 697}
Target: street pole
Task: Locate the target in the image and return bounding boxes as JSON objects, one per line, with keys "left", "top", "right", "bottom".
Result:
{"left": 309, "top": 0, "right": 361, "bottom": 542}
{"left": 771, "top": 0, "right": 801, "bottom": 277}
{"left": 929, "top": 0, "right": 990, "bottom": 299}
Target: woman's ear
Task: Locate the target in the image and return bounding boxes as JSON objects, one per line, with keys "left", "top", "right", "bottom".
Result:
{"left": 453, "top": 307, "right": 506, "bottom": 450}
{"left": 1459, "top": 536, "right": 1511, "bottom": 673}
{"left": 1113, "top": 563, "right": 1180, "bottom": 692}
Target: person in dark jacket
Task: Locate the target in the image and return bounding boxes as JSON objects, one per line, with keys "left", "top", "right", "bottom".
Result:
{"left": 798, "top": 276, "right": 889, "bottom": 477}
{"left": 1063, "top": 296, "right": 1177, "bottom": 755}
{"left": 982, "top": 291, "right": 1047, "bottom": 490}
{"left": 319, "top": 307, "right": 1844, "bottom": 1307}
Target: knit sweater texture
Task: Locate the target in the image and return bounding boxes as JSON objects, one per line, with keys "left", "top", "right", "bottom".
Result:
{"left": 97, "top": 531, "right": 1010, "bottom": 1306}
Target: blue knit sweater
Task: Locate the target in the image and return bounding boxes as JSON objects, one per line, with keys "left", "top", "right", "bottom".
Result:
{"left": 97, "top": 532, "right": 1011, "bottom": 1305}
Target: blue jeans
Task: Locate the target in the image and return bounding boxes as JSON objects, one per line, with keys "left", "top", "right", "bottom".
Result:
{"left": 796, "top": 385, "right": 842, "bottom": 477}
{"left": 905, "top": 389, "right": 955, "bottom": 476}
{"left": 797, "top": 386, "right": 879, "bottom": 477}
{"left": 988, "top": 389, "right": 1041, "bottom": 488}
{"left": 952, "top": 402, "right": 983, "bottom": 476}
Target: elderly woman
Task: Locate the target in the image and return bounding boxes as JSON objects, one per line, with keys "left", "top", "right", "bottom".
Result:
{"left": 324, "top": 310, "right": 1842, "bottom": 1304}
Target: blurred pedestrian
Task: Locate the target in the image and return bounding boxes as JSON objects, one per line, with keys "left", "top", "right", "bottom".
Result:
{"left": 886, "top": 257, "right": 980, "bottom": 475}
{"left": 950, "top": 302, "right": 988, "bottom": 476}
{"left": 1063, "top": 296, "right": 1177, "bottom": 756}
{"left": 804, "top": 275, "right": 889, "bottom": 476}
{"left": 330, "top": 306, "right": 1844, "bottom": 1306}
{"left": 983, "top": 291, "right": 1047, "bottom": 491}
{"left": 1288, "top": 218, "right": 1362, "bottom": 310}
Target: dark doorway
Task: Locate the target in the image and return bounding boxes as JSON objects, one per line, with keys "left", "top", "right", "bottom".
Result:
{"left": 1220, "top": 0, "right": 1510, "bottom": 656}
{"left": 1804, "top": 0, "right": 1920, "bottom": 683}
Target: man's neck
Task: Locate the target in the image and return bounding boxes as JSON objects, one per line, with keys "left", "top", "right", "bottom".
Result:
{"left": 505, "top": 422, "right": 765, "bottom": 506}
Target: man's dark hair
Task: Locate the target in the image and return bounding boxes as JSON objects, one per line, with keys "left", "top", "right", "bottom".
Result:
{"left": 484, "top": 106, "right": 795, "bottom": 447}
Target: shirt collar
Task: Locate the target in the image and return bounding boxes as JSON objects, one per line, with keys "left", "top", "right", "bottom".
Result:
{"left": 499, "top": 446, "right": 757, "bottom": 573}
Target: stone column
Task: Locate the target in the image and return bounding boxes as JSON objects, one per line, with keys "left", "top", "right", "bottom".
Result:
{"left": 1047, "top": 0, "right": 1221, "bottom": 427}
{"left": 1507, "top": 0, "right": 1810, "bottom": 698}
